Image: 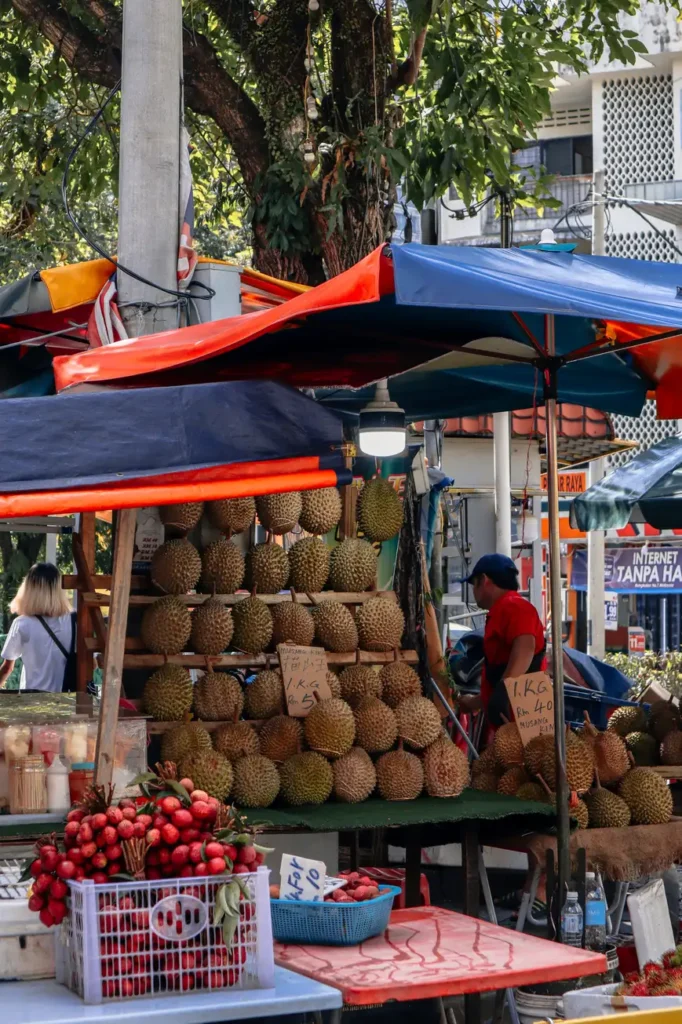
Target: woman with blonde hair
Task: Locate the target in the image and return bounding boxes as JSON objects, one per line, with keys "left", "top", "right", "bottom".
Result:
{"left": 0, "top": 563, "right": 74, "bottom": 691}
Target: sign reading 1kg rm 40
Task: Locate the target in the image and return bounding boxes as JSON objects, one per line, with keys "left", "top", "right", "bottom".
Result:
{"left": 504, "top": 671, "right": 554, "bottom": 744}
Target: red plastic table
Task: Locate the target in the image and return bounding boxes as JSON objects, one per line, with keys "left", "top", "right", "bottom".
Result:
{"left": 275, "top": 906, "right": 607, "bottom": 1023}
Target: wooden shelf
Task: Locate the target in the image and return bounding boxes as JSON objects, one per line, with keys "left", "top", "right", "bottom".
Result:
{"left": 650, "top": 765, "right": 682, "bottom": 776}
{"left": 116, "top": 649, "right": 418, "bottom": 669}
{"left": 82, "top": 590, "right": 396, "bottom": 608}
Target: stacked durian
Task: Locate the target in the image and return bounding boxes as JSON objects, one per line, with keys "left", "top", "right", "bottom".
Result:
{"left": 476, "top": 708, "right": 673, "bottom": 831}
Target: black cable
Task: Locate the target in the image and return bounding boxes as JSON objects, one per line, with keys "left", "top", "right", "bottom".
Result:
{"left": 606, "top": 195, "right": 682, "bottom": 261}
{"left": 61, "top": 81, "right": 215, "bottom": 302}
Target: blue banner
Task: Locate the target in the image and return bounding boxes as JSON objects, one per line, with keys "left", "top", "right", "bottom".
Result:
{"left": 572, "top": 546, "right": 682, "bottom": 594}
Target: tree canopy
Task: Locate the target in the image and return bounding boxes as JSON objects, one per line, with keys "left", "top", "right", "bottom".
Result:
{"left": 1, "top": 0, "right": 670, "bottom": 284}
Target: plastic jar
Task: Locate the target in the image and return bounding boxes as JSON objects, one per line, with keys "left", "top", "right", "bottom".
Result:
{"left": 47, "top": 757, "right": 71, "bottom": 813}
{"left": 69, "top": 762, "right": 95, "bottom": 805}
{"left": 9, "top": 755, "right": 47, "bottom": 814}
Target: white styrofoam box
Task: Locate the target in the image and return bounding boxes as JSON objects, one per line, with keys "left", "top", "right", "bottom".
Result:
{"left": 0, "top": 899, "right": 55, "bottom": 980}
{"left": 563, "top": 982, "right": 682, "bottom": 1018}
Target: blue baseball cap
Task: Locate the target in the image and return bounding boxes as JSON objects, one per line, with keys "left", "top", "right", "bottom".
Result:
{"left": 459, "top": 553, "right": 518, "bottom": 584}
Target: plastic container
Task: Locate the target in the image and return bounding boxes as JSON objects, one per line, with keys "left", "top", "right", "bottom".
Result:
{"left": 68, "top": 762, "right": 94, "bottom": 805}
{"left": 9, "top": 755, "right": 47, "bottom": 814}
{"left": 561, "top": 891, "right": 583, "bottom": 948}
{"left": 565, "top": 686, "right": 646, "bottom": 731}
{"left": 563, "top": 981, "right": 682, "bottom": 1017}
{"left": 585, "top": 872, "right": 607, "bottom": 949}
{"left": 56, "top": 867, "right": 274, "bottom": 1004}
{"left": 514, "top": 987, "right": 564, "bottom": 1023}
{"left": 270, "top": 885, "right": 401, "bottom": 946}
{"left": 47, "top": 757, "right": 71, "bottom": 814}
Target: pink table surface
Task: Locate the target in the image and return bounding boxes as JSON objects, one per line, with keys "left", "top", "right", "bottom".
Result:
{"left": 274, "top": 906, "right": 607, "bottom": 1005}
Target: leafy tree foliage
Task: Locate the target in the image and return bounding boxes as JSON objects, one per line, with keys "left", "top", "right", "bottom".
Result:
{"left": 1, "top": 0, "right": 671, "bottom": 284}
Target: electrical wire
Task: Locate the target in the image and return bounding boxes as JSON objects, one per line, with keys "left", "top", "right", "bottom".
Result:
{"left": 61, "top": 81, "right": 215, "bottom": 302}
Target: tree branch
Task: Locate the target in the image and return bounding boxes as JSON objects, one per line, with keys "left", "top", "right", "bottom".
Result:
{"left": 203, "top": 0, "right": 258, "bottom": 49}
{"left": 11, "top": 0, "right": 120, "bottom": 84}
{"left": 392, "top": 27, "right": 427, "bottom": 88}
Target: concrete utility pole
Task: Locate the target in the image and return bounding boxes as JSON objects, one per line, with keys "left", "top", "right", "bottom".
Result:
{"left": 587, "top": 169, "right": 607, "bottom": 656}
{"left": 494, "top": 194, "right": 513, "bottom": 558}
{"left": 117, "top": 0, "right": 183, "bottom": 336}
{"left": 424, "top": 421, "right": 444, "bottom": 632}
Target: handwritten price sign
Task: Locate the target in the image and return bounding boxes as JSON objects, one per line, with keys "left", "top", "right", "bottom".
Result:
{"left": 277, "top": 644, "right": 332, "bottom": 717}
{"left": 503, "top": 671, "right": 555, "bottom": 745}
{"left": 279, "top": 853, "right": 326, "bottom": 902}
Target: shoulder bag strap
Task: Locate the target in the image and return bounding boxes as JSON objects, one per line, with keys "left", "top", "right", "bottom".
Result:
{"left": 36, "top": 615, "right": 69, "bottom": 659}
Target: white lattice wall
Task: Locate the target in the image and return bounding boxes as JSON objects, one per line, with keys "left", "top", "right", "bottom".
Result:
{"left": 602, "top": 74, "right": 674, "bottom": 193}
{"left": 605, "top": 228, "right": 677, "bottom": 261}
{"left": 608, "top": 401, "right": 681, "bottom": 468}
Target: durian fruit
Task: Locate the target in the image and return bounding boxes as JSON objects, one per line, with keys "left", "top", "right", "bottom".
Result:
{"left": 494, "top": 722, "right": 524, "bottom": 768}
{"left": 648, "top": 697, "right": 681, "bottom": 742}
{"left": 232, "top": 754, "right": 280, "bottom": 807}
{"left": 232, "top": 592, "right": 273, "bottom": 654}
{"left": 151, "top": 539, "right": 202, "bottom": 595}
{"left": 206, "top": 497, "right": 255, "bottom": 535}
{"left": 395, "top": 695, "right": 442, "bottom": 750}
{"left": 471, "top": 771, "right": 500, "bottom": 792}
{"left": 143, "top": 664, "right": 193, "bottom": 721}
{"left": 570, "top": 798, "right": 590, "bottom": 830}
{"left": 256, "top": 492, "right": 302, "bottom": 535}
{"left": 258, "top": 715, "right": 303, "bottom": 764}
{"left": 585, "top": 776, "right": 631, "bottom": 828}
{"left": 246, "top": 540, "right": 289, "bottom": 594}
{"left": 523, "top": 734, "right": 553, "bottom": 777}
{"left": 329, "top": 539, "right": 377, "bottom": 592}
{"left": 379, "top": 660, "right": 422, "bottom": 708}
{"left": 244, "top": 670, "right": 284, "bottom": 719}
{"left": 626, "top": 730, "right": 658, "bottom": 766}
{"left": 325, "top": 671, "right": 341, "bottom": 698}
{"left": 279, "top": 751, "right": 333, "bottom": 805}
{"left": 423, "top": 734, "right": 470, "bottom": 798}
{"left": 515, "top": 782, "right": 549, "bottom": 803}
{"left": 271, "top": 591, "right": 315, "bottom": 647}
{"left": 357, "top": 477, "right": 404, "bottom": 542}
{"left": 159, "top": 502, "right": 204, "bottom": 533}
{"left": 178, "top": 750, "right": 233, "bottom": 800}
{"left": 607, "top": 704, "right": 648, "bottom": 737}
{"left": 619, "top": 767, "right": 673, "bottom": 825}
{"left": 313, "top": 600, "right": 358, "bottom": 652}
{"left": 199, "top": 539, "right": 245, "bottom": 594}
{"left": 288, "top": 537, "right": 330, "bottom": 593}
{"left": 497, "top": 766, "right": 529, "bottom": 796}
{"left": 473, "top": 745, "right": 501, "bottom": 776}
{"left": 333, "top": 747, "right": 377, "bottom": 803}
{"left": 338, "top": 664, "right": 382, "bottom": 709}
{"left": 304, "top": 697, "right": 356, "bottom": 758}
{"left": 193, "top": 670, "right": 244, "bottom": 722}
{"left": 213, "top": 721, "right": 260, "bottom": 762}
{"left": 299, "top": 487, "right": 342, "bottom": 536}
{"left": 190, "top": 598, "right": 233, "bottom": 655}
{"left": 353, "top": 697, "right": 398, "bottom": 753}
{"left": 356, "top": 596, "right": 405, "bottom": 652}
{"left": 376, "top": 745, "right": 424, "bottom": 800}
{"left": 542, "top": 729, "right": 594, "bottom": 792}
{"left": 581, "top": 717, "right": 629, "bottom": 785}
{"left": 161, "top": 720, "right": 212, "bottom": 764}
{"left": 141, "top": 596, "right": 191, "bottom": 655}
{"left": 660, "top": 729, "right": 682, "bottom": 765}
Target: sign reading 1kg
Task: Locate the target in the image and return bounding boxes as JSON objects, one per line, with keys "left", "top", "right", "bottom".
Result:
{"left": 503, "top": 671, "right": 555, "bottom": 745}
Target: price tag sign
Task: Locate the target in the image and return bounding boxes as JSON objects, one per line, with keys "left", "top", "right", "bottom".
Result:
{"left": 277, "top": 644, "right": 332, "bottom": 717}
{"left": 504, "top": 671, "right": 555, "bottom": 745}
{"left": 279, "top": 853, "right": 326, "bottom": 902}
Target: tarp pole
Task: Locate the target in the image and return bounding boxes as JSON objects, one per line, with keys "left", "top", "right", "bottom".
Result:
{"left": 543, "top": 313, "right": 570, "bottom": 939}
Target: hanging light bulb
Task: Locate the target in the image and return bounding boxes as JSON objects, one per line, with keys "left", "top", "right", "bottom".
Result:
{"left": 358, "top": 378, "right": 406, "bottom": 457}
{"left": 303, "top": 140, "right": 316, "bottom": 166}
{"left": 306, "top": 97, "right": 319, "bottom": 120}
{"left": 308, "top": 0, "right": 319, "bottom": 10}
{"left": 304, "top": 57, "right": 313, "bottom": 71}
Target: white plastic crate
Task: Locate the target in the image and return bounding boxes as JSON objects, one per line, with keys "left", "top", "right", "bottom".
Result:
{"left": 56, "top": 866, "right": 274, "bottom": 1004}
{"left": 563, "top": 982, "right": 682, "bottom": 1017}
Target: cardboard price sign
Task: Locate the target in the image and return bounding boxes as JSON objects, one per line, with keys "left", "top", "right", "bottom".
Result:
{"left": 503, "top": 671, "right": 555, "bottom": 744}
{"left": 277, "top": 644, "right": 332, "bottom": 717}
{"left": 279, "top": 853, "right": 326, "bottom": 902}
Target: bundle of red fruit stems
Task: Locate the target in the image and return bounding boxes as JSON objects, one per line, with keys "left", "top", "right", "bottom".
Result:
{"left": 28, "top": 775, "right": 266, "bottom": 930}
{"left": 617, "top": 947, "right": 682, "bottom": 997}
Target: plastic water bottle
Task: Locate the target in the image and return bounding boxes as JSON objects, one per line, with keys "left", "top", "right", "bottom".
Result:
{"left": 561, "top": 891, "right": 583, "bottom": 947}
{"left": 584, "top": 872, "right": 607, "bottom": 949}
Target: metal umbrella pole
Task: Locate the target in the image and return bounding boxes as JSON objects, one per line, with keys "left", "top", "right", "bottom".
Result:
{"left": 543, "top": 313, "right": 570, "bottom": 938}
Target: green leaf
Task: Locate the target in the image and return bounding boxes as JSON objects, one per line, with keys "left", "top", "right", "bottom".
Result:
{"left": 164, "top": 780, "right": 192, "bottom": 804}
{"left": 131, "top": 772, "right": 158, "bottom": 787}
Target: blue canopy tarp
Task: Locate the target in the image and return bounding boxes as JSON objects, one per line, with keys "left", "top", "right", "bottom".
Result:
{"left": 571, "top": 434, "right": 682, "bottom": 531}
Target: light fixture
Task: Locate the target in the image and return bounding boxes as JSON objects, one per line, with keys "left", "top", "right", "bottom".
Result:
{"left": 358, "top": 378, "right": 406, "bottom": 457}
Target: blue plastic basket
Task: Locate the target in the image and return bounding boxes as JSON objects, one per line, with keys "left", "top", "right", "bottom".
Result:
{"left": 565, "top": 684, "right": 648, "bottom": 730}
{"left": 270, "top": 884, "right": 401, "bottom": 946}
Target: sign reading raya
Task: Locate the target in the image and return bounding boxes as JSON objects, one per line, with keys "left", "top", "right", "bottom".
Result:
{"left": 573, "top": 546, "right": 682, "bottom": 594}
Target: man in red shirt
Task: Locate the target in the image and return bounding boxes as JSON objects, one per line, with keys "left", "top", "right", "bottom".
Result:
{"left": 464, "top": 554, "right": 546, "bottom": 726}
